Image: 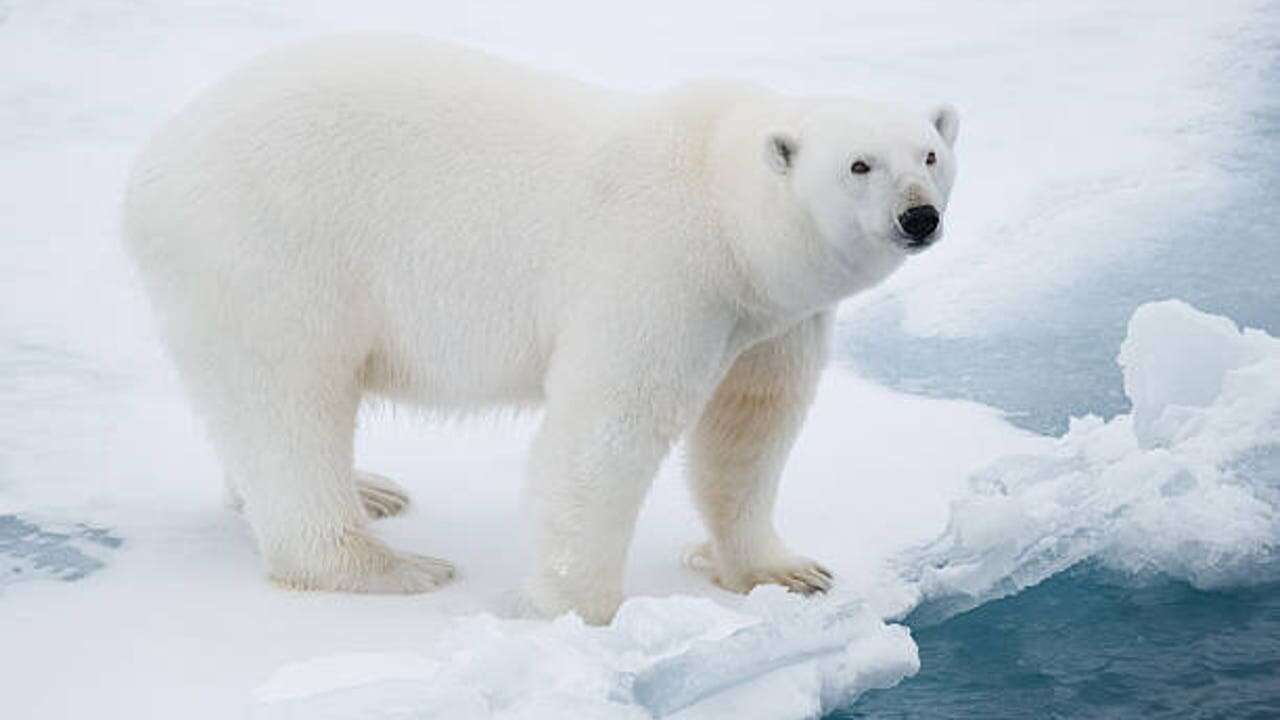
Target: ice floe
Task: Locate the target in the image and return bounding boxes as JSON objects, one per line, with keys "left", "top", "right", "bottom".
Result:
{"left": 907, "top": 300, "right": 1280, "bottom": 623}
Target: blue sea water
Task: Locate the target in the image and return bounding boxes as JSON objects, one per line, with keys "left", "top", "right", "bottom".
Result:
{"left": 848, "top": 565, "right": 1280, "bottom": 720}
{"left": 833, "top": 15, "right": 1280, "bottom": 719}
{"left": 0, "top": 515, "right": 122, "bottom": 588}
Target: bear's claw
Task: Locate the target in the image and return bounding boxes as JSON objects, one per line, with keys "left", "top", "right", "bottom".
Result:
{"left": 356, "top": 471, "right": 411, "bottom": 519}
{"left": 781, "top": 563, "right": 834, "bottom": 595}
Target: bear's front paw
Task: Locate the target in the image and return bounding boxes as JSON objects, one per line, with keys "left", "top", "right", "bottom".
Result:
{"left": 525, "top": 575, "right": 622, "bottom": 626}
{"left": 348, "top": 553, "right": 456, "bottom": 594}
{"left": 684, "top": 541, "right": 834, "bottom": 596}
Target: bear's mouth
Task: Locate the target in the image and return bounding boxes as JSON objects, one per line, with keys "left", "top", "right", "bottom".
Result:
{"left": 890, "top": 229, "right": 941, "bottom": 255}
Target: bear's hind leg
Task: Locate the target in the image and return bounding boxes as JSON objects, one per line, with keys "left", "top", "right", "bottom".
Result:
{"left": 191, "top": 351, "right": 452, "bottom": 594}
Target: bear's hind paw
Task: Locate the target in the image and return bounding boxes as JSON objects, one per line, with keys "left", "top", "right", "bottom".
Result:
{"left": 271, "top": 538, "right": 455, "bottom": 595}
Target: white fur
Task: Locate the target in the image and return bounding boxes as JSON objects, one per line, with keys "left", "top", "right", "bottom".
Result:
{"left": 123, "top": 36, "right": 958, "bottom": 624}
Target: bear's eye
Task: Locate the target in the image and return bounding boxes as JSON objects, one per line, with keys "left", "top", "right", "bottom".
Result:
{"left": 850, "top": 160, "right": 871, "bottom": 175}
{"left": 925, "top": 151, "right": 937, "bottom": 166}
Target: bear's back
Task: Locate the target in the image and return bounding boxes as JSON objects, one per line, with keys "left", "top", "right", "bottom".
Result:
{"left": 124, "top": 36, "right": 628, "bottom": 266}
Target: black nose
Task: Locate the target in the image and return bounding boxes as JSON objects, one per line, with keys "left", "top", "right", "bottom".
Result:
{"left": 897, "top": 205, "right": 940, "bottom": 241}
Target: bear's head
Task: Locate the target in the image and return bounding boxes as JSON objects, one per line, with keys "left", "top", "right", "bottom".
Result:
{"left": 765, "top": 101, "right": 959, "bottom": 260}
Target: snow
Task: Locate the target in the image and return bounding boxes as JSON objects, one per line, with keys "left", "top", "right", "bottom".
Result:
{"left": 2, "top": 0, "right": 1275, "bottom": 718}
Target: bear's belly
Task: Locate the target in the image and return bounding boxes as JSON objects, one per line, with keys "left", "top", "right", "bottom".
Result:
{"left": 361, "top": 287, "right": 550, "bottom": 409}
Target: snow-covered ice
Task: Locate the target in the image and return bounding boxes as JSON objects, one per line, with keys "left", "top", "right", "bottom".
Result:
{"left": 907, "top": 301, "right": 1280, "bottom": 623}
{"left": 3, "top": 0, "right": 1276, "bottom": 717}
{"left": 629, "top": 592, "right": 915, "bottom": 717}
{"left": 251, "top": 591, "right": 917, "bottom": 719}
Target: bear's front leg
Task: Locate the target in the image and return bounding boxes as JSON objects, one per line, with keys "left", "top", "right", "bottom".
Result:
{"left": 525, "top": 396, "right": 679, "bottom": 625}
{"left": 525, "top": 326, "right": 726, "bottom": 625}
{"left": 686, "top": 312, "right": 834, "bottom": 595}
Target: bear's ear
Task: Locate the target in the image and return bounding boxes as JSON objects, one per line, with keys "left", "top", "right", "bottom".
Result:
{"left": 931, "top": 104, "right": 959, "bottom": 147}
{"left": 764, "top": 132, "right": 799, "bottom": 175}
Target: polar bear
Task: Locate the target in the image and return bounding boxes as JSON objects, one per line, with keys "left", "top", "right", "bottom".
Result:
{"left": 124, "top": 36, "right": 958, "bottom": 624}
